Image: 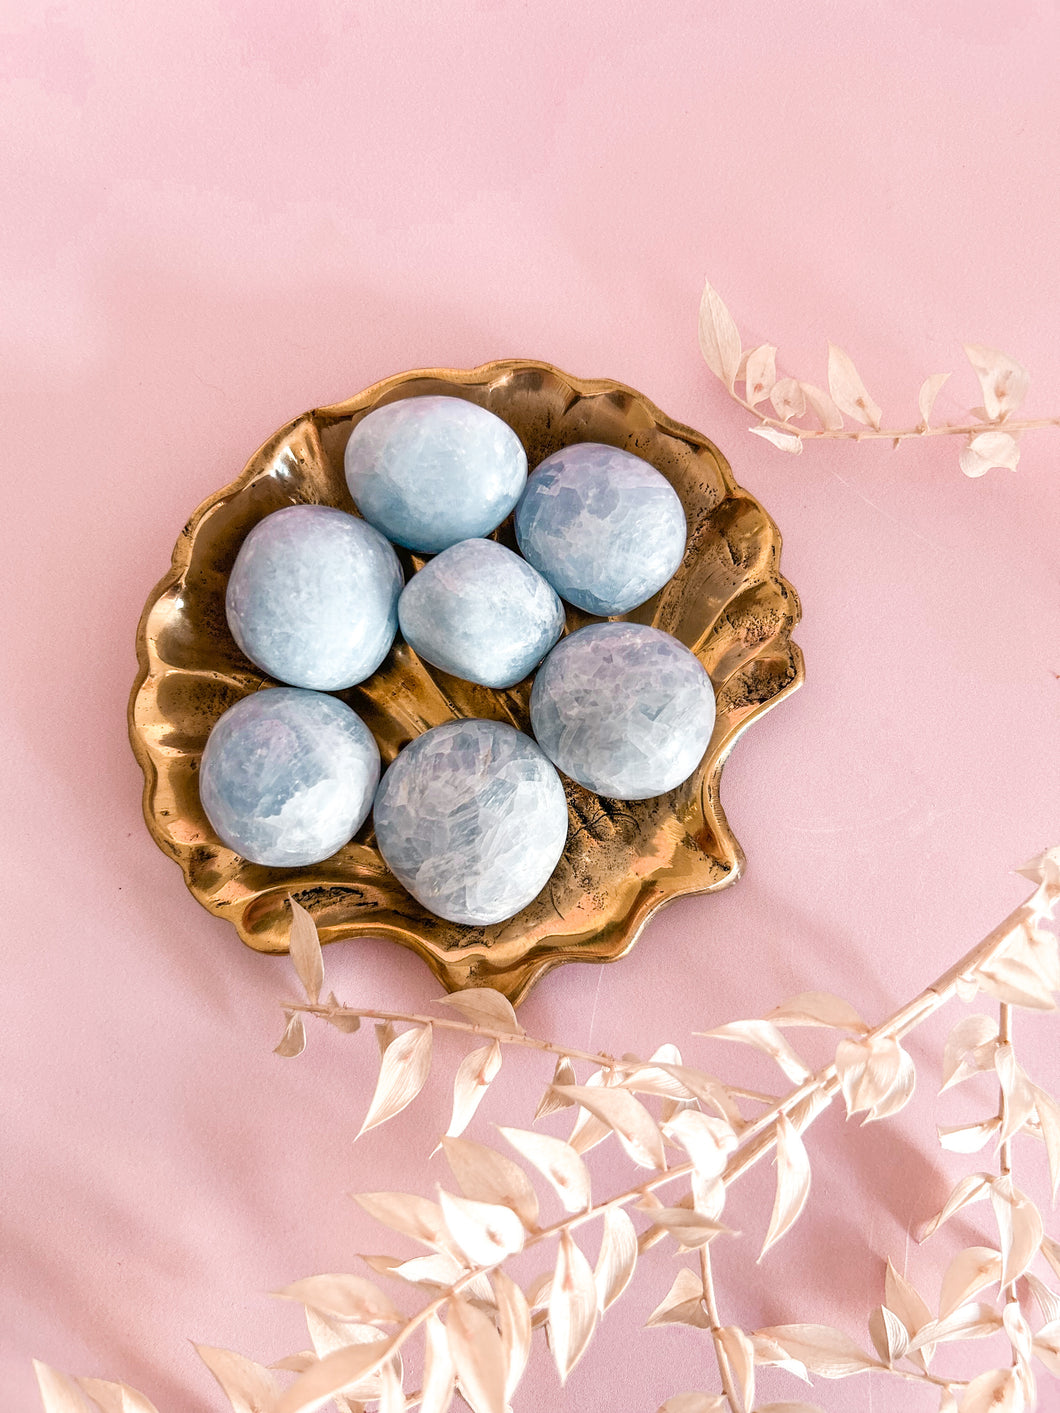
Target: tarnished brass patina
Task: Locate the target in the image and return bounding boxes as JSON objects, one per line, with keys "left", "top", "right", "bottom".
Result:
{"left": 129, "top": 362, "right": 803, "bottom": 1003}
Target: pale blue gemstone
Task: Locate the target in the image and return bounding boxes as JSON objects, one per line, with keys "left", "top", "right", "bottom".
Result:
{"left": 226, "top": 504, "right": 403, "bottom": 689}
{"left": 398, "top": 538, "right": 565, "bottom": 688}
{"left": 373, "top": 719, "right": 568, "bottom": 926}
{"left": 199, "top": 688, "right": 380, "bottom": 867}
{"left": 530, "top": 623, "right": 716, "bottom": 800}
{"left": 344, "top": 396, "right": 528, "bottom": 553}
{"left": 514, "top": 442, "right": 687, "bottom": 615}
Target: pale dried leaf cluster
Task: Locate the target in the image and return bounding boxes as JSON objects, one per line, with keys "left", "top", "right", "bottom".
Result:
{"left": 699, "top": 279, "right": 1054, "bottom": 476}
{"left": 37, "top": 851, "right": 1060, "bottom": 1413}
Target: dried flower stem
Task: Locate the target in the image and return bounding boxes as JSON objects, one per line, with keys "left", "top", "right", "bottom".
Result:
{"left": 699, "top": 1246, "right": 739, "bottom": 1412}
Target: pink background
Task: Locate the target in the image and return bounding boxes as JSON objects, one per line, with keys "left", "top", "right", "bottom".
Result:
{"left": 4, "top": 2, "right": 1060, "bottom": 1409}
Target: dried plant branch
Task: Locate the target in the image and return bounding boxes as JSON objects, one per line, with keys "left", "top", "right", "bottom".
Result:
{"left": 36, "top": 851, "right": 1060, "bottom": 1413}
{"left": 699, "top": 278, "right": 1054, "bottom": 476}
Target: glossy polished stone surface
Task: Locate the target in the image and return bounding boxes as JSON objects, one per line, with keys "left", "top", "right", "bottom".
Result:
{"left": 530, "top": 622, "right": 715, "bottom": 800}
{"left": 515, "top": 442, "right": 687, "bottom": 615}
{"left": 199, "top": 688, "right": 380, "bottom": 867}
{"left": 398, "top": 538, "right": 565, "bottom": 688}
{"left": 226, "top": 504, "right": 403, "bottom": 689}
{"left": 344, "top": 395, "right": 528, "bottom": 552}
{"left": 373, "top": 719, "right": 568, "bottom": 925}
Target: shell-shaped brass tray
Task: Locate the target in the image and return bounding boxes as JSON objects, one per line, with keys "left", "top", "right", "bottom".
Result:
{"left": 129, "top": 361, "right": 803, "bottom": 1004}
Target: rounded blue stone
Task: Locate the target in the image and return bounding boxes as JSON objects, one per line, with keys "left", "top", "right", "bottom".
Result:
{"left": 199, "top": 688, "right": 380, "bottom": 867}
{"left": 514, "top": 442, "right": 687, "bottom": 615}
{"left": 344, "top": 396, "right": 528, "bottom": 553}
{"left": 226, "top": 504, "right": 403, "bottom": 690}
{"left": 398, "top": 538, "right": 565, "bottom": 688}
{"left": 373, "top": 719, "right": 569, "bottom": 926}
{"left": 530, "top": 622, "right": 716, "bottom": 800}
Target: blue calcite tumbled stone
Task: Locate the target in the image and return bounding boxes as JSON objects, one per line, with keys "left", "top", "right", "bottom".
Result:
{"left": 199, "top": 688, "right": 380, "bottom": 867}
{"left": 530, "top": 622, "right": 716, "bottom": 800}
{"left": 344, "top": 396, "right": 528, "bottom": 553}
{"left": 398, "top": 538, "right": 565, "bottom": 688}
{"left": 514, "top": 442, "right": 687, "bottom": 615}
{"left": 373, "top": 719, "right": 568, "bottom": 926}
{"left": 226, "top": 504, "right": 403, "bottom": 690}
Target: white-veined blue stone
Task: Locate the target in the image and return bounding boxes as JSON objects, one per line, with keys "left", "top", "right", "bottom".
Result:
{"left": 373, "top": 719, "right": 568, "bottom": 926}
{"left": 398, "top": 538, "right": 565, "bottom": 688}
{"left": 199, "top": 688, "right": 380, "bottom": 867}
{"left": 530, "top": 622, "right": 715, "bottom": 800}
{"left": 226, "top": 504, "right": 402, "bottom": 689}
{"left": 514, "top": 442, "right": 687, "bottom": 615}
{"left": 344, "top": 396, "right": 528, "bottom": 553}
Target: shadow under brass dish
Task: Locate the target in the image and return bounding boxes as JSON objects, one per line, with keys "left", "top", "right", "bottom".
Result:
{"left": 129, "top": 361, "right": 803, "bottom": 1004}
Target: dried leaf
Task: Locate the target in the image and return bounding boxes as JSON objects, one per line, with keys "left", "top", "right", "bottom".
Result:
{"left": 434, "top": 988, "right": 523, "bottom": 1036}
{"left": 419, "top": 1314, "right": 455, "bottom": 1413}
{"left": 662, "top": 1110, "right": 737, "bottom": 1180}
{"left": 753, "top": 1324, "right": 881, "bottom": 1378}
{"left": 491, "top": 1269, "right": 530, "bottom": 1402}
{"left": 800, "top": 382, "right": 844, "bottom": 431}
{"left": 760, "top": 1113, "right": 811, "bottom": 1257}
{"left": 498, "top": 1127, "right": 590, "bottom": 1212}
{"left": 325, "top": 995, "right": 361, "bottom": 1033}
{"left": 699, "top": 1021, "right": 811, "bottom": 1083}
{"left": 445, "top": 1041, "right": 502, "bottom": 1139}
{"left": 918, "top": 372, "right": 951, "bottom": 426}
{"left": 77, "top": 1380, "right": 161, "bottom": 1413}
{"left": 718, "top": 1325, "right": 755, "bottom": 1411}
{"left": 1024, "top": 1271, "right": 1060, "bottom": 1324}
{"left": 959, "top": 429, "right": 1020, "bottom": 478}
{"left": 32, "top": 1364, "right": 97, "bottom": 1413}
{"left": 917, "top": 1172, "right": 994, "bottom": 1241}
{"left": 357, "top": 1026, "right": 433, "bottom": 1138}
{"left": 377, "top": 1362, "right": 404, "bottom": 1413}
{"left": 383, "top": 1252, "right": 493, "bottom": 1305}
{"left": 744, "top": 344, "right": 777, "bottom": 407}
{"left": 552, "top": 1083, "right": 666, "bottom": 1170}
{"left": 441, "top": 1136, "right": 539, "bottom": 1229}
{"left": 655, "top": 1397, "right": 727, "bottom": 1413}
{"left": 748, "top": 424, "right": 803, "bottom": 454}
{"left": 884, "top": 1259, "right": 933, "bottom": 1367}
{"left": 963, "top": 345, "right": 1030, "bottom": 421}
{"left": 907, "top": 1303, "right": 1003, "bottom": 1353}
{"left": 648, "top": 1063, "right": 745, "bottom": 1128}
{"left": 274, "top": 1012, "right": 307, "bottom": 1057}
{"left": 1032, "top": 1085, "right": 1060, "bottom": 1200}
{"left": 273, "top": 1275, "right": 401, "bottom": 1324}
{"left": 195, "top": 1346, "right": 281, "bottom": 1413}
{"left": 939, "top": 1248, "right": 1002, "bottom": 1318}
{"left": 288, "top": 897, "right": 324, "bottom": 1004}
{"left": 646, "top": 1267, "right": 710, "bottom": 1329}
{"left": 941, "top": 1015, "right": 998, "bottom": 1090}
{"left": 270, "top": 1356, "right": 315, "bottom": 1374}
{"left": 827, "top": 343, "right": 882, "bottom": 429}
{"left": 594, "top": 1206, "right": 637, "bottom": 1312}
{"left": 437, "top": 1189, "right": 525, "bottom": 1267}
{"left": 376, "top": 1021, "right": 397, "bottom": 1055}
{"left": 1042, "top": 1234, "right": 1060, "bottom": 1280}
{"left": 991, "top": 1176, "right": 1042, "bottom": 1287}
{"left": 995, "top": 1044, "right": 1037, "bottom": 1142}
{"left": 535, "top": 1057, "right": 576, "bottom": 1119}
{"left": 275, "top": 1338, "right": 396, "bottom": 1413}
{"left": 352, "top": 1192, "right": 450, "bottom": 1251}
{"left": 868, "top": 1305, "right": 909, "bottom": 1365}
{"left": 640, "top": 1206, "right": 728, "bottom": 1249}
{"left": 749, "top": 1333, "right": 811, "bottom": 1382}
{"left": 755, "top": 1405, "right": 825, "bottom": 1413}
{"left": 938, "top": 1117, "right": 1001, "bottom": 1153}
{"left": 976, "top": 953, "right": 1057, "bottom": 1010}
{"left": 864, "top": 1043, "right": 915, "bottom": 1122}
{"left": 766, "top": 992, "right": 868, "bottom": 1033}
{"left": 549, "top": 1230, "right": 598, "bottom": 1381}
{"left": 958, "top": 1367, "right": 1022, "bottom": 1413}
{"left": 770, "top": 378, "right": 806, "bottom": 423}
{"left": 698, "top": 280, "right": 742, "bottom": 390}
{"left": 446, "top": 1295, "right": 507, "bottom": 1413}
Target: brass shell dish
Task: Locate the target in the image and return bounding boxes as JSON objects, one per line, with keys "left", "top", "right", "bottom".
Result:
{"left": 129, "top": 361, "right": 803, "bottom": 1004}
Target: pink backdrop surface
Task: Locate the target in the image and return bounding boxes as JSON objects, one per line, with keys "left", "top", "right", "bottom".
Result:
{"left": 4, "top": 3, "right": 1060, "bottom": 1410}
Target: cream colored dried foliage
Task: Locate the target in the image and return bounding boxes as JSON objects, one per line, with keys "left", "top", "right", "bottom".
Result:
{"left": 37, "top": 850, "right": 1060, "bottom": 1413}
{"left": 698, "top": 278, "right": 1057, "bottom": 475}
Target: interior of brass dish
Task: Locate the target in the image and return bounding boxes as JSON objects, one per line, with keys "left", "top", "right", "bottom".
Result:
{"left": 129, "top": 361, "right": 804, "bottom": 1004}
